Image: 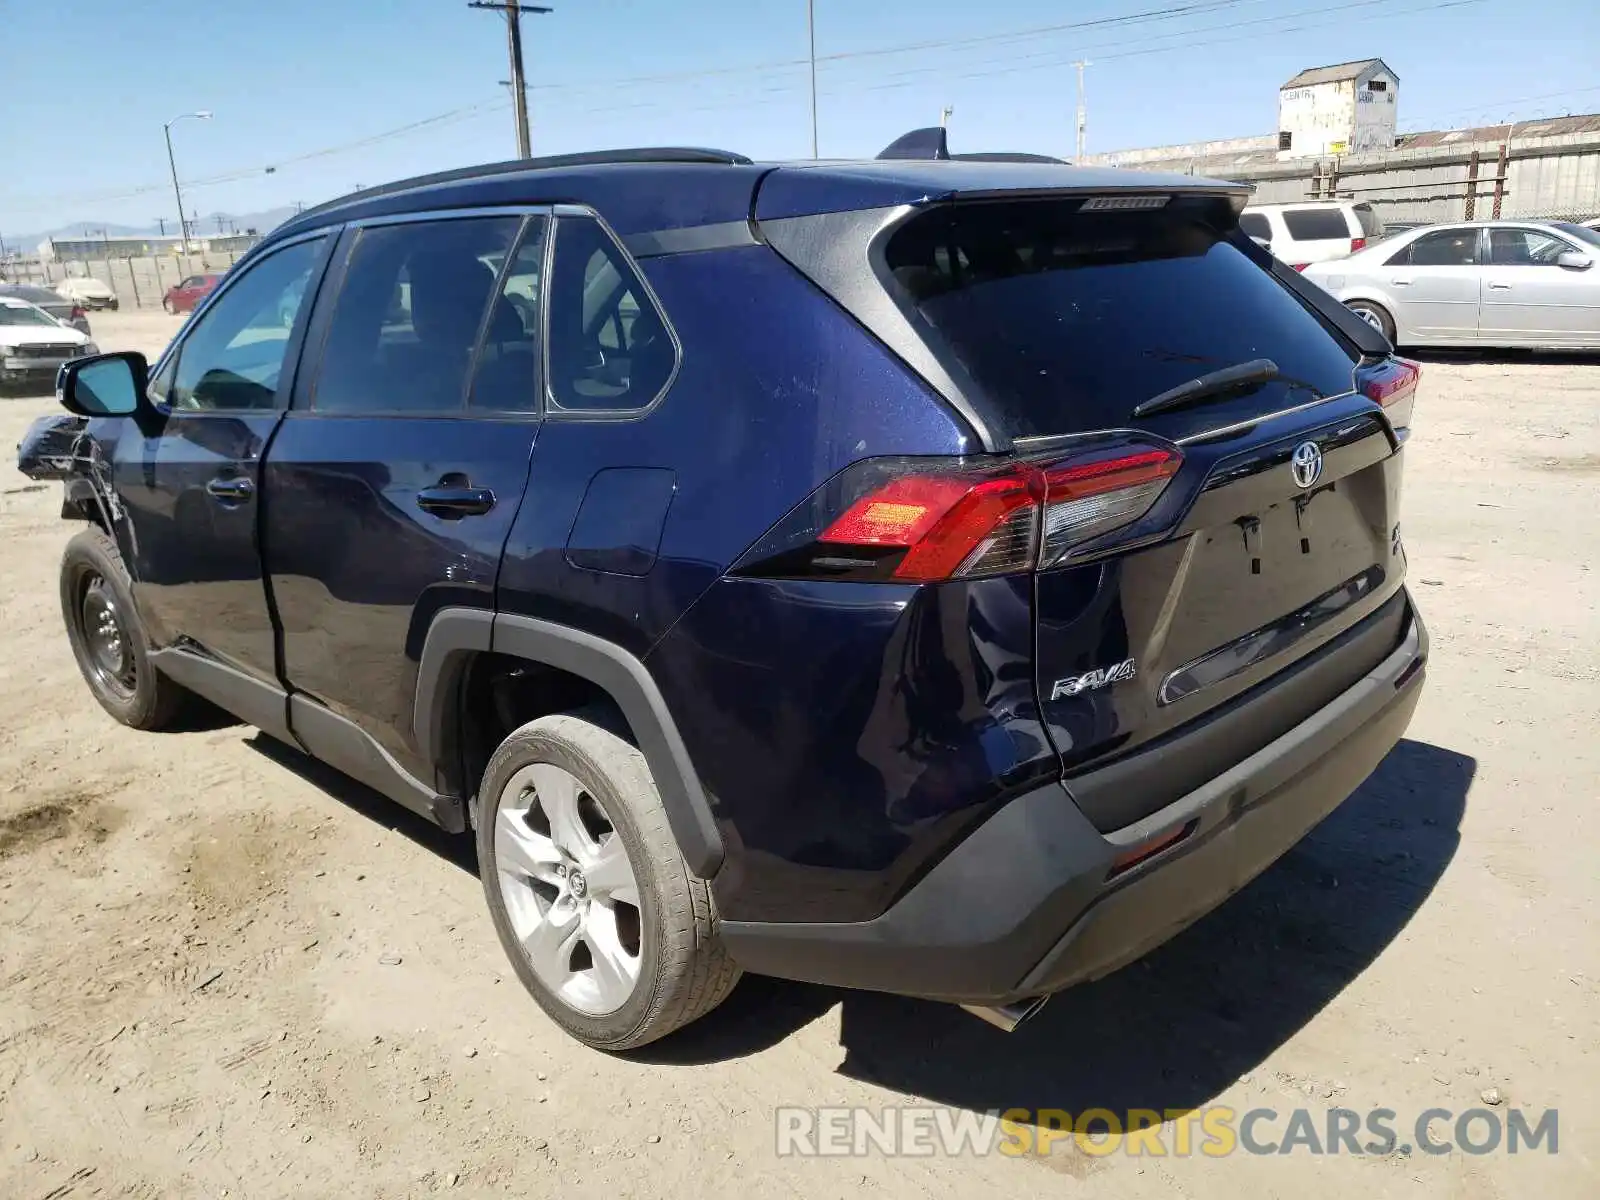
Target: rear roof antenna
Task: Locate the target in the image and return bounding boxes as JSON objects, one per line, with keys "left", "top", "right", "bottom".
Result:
{"left": 876, "top": 126, "right": 950, "bottom": 161}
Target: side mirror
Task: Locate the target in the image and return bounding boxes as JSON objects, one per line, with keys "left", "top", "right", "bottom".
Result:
{"left": 1556, "top": 250, "right": 1592, "bottom": 271}
{"left": 57, "top": 351, "right": 153, "bottom": 420}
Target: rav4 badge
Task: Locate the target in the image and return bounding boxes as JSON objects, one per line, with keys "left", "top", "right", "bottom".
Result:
{"left": 1051, "top": 659, "right": 1138, "bottom": 700}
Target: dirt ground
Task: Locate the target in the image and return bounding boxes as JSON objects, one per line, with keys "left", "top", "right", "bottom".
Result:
{"left": 1, "top": 311, "right": 1596, "bottom": 1199}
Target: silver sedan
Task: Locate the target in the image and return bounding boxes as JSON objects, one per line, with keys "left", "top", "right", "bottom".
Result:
{"left": 1303, "top": 220, "right": 1600, "bottom": 349}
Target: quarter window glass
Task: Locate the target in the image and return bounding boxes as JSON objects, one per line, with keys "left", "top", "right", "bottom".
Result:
{"left": 468, "top": 217, "right": 547, "bottom": 412}
{"left": 314, "top": 217, "right": 519, "bottom": 413}
{"left": 1237, "top": 212, "right": 1271, "bottom": 241}
{"left": 1282, "top": 209, "right": 1351, "bottom": 241}
{"left": 1487, "top": 229, "right": 1573, "bottom": 265}
{"left": 1391, "top": 230, "right": 1477, "bottom": 267}
{"left": 546, "top": 217, "right": 675, "bottom": 412}
{"left": 169, "top": 238, "right": 322, "bottom": 411}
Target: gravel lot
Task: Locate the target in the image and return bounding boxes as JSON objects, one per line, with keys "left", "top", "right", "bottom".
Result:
{"left": 2, "top": 311, "right": 1596, "bottom": 1198}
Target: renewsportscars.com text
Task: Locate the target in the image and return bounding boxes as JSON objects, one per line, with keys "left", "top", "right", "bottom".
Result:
{"left": 774, "top": 1105, "right": 1559, "bottom": 1158}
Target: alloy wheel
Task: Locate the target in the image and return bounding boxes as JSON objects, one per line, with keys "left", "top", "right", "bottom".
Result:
{"left": 494, "top": 763, "right": 643, "bottom": 1016}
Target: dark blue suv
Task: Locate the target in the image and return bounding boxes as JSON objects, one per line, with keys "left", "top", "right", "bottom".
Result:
{"left": 22, "top": 141, "right": 1427, "bottom": 1049}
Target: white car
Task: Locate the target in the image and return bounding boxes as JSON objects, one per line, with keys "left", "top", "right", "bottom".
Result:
{"left": 53, "top": 276, "right": 119, "bottom": 311}
{"left": 1238, "top": 201, "right": 1385, "bottom": 269}
{"left": 1303, "top": 220, "right": 1600, "bottom": 349}
{"left": 0, "top": 297, "right": 97, "bottom": 393}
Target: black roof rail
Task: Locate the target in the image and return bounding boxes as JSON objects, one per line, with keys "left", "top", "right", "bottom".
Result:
{"left": 875, "top": 126, "right": 1068, "bottom": 165}
{"left": 952, "top": 151, "right": 1068, "bottom": 164}
{"left": 281, "top": 146, "right": 752, "bottom": 230}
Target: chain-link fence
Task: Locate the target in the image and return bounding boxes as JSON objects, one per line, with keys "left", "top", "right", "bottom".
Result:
{"left": 2, "top": 250, "right": 249, "bottom": 310}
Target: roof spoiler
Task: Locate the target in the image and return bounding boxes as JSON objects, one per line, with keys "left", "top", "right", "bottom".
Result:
{"left": 876, "top": 126, "right": 1068, "bottom": 164}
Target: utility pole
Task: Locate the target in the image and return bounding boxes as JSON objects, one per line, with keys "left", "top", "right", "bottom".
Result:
{"left": 807, "top": 0, "right": 819, "bottom": 157}
{"left": 469, "top": 1, "right": 552, "bottom": 159}
{"left": 1072, "top": 59, "right": 1091, "bottom": 160}
{"left": 940, "top": 105, "right": 953, "bottom": 129}
{"left": 155, "top": 217, "right": 167, "bottom": 236}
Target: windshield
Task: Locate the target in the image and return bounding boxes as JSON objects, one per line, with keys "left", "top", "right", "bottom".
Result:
{"left": 1556, "top": 222, "right": 1600, "bottom": 251}
{"left": 883, "top": 199, "right": 1359, "bottom": 438}
{"left": 0, "top": 303, "right": 62, "bottom": 328}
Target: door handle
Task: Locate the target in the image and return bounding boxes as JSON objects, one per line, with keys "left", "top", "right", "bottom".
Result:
{"left": 1487, "top": 281, "right": 1513, "bottom": 290}
{"left": 1390, "top": 277, "right": 1412, "bottom": 286}
{"left": 416, "top": 486, "right": 496, "bottom": 519}
{"left": 205, "top": 476, "right": 255, "bottom": 503}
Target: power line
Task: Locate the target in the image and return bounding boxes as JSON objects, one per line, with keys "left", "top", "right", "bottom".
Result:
{"left": 840, "top": 0, "right": 1490, "bottom": 96}
{"left": 12, "top": 0, "right": 1575, "bottom": 215}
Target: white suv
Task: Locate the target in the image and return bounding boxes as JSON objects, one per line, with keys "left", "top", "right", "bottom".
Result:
{"left": 1239, "top": 201, "right": 1385, "bottom": 270}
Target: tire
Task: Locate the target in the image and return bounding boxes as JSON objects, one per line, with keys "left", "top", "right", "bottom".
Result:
{"left": 1346, "top": 299, "right": 1396, "bottom": 346}
{"left": 477, "top": 712, "right": 740, "bottom": 1050}
{"left": 59, "top": 527, "right": 190, "bottom": 730}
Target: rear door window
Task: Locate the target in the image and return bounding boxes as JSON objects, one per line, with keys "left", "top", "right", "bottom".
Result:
{"left": 1282, "top": 208, "right": 1353, "bottom": 241}
{"left": 1389, "top": 228, "right": 1478, "bottom": 267}
{"left": 882, "top": 199, "right": 1358, "bottom": 439}
{"left": 312, "top": 216, "right": 519, "bottom": 413}
{"left": 468, "top": 217, "right": 547, "bottom": 412}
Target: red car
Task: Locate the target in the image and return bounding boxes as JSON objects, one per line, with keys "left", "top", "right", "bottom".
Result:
{"left": 162, "top": 272, "right": 223, "bottom": 314}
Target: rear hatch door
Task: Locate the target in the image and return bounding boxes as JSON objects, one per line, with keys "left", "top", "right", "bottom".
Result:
{"left": 878, "top": 195, "right": 1410, "bottom": 830}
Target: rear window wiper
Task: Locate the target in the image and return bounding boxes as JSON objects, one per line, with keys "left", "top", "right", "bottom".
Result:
{"left": 1132, "top": 358, "right": 1281, "bottom": 419}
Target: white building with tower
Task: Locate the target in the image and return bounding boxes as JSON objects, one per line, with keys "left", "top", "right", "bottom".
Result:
{"left": 1276, "top": 58, "right": 1399, "bottom": 159}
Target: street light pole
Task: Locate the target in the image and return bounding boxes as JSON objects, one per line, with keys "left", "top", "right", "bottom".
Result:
{"left": 807, "top": 0, "right": 819, "bottom": 158}
{"left": 164, "top": 111, "right": 212, "bottom": 254}
{"left": 1072, "top": 60, "right": 1091, "bottom": 160}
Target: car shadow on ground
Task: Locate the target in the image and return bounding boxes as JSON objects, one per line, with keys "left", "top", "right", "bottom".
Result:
{"left": 245, "top": 728, "right": 1472, "bottom": 1124}
{"left": 246, "top": 734, "right": 480, "bottom": 875}
{"left": 640, "top": 737, "right": 1474, "bottom": 1123}
{"left": 1402, "top": 347, "right": 1599, "bottom": 366}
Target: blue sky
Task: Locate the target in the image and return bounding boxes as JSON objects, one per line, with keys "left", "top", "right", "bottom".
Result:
{"left": 3, "top": 0, "right": 1596, "bottom": 236}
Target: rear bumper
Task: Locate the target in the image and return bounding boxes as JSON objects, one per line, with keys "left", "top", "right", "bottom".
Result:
{"left": 720, "top": 595, "right": 1427, "bottom": 1004}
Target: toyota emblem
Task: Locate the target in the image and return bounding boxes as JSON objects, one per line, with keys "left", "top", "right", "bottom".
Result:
{"left": 1290, "top": 441, "right": 1323, "bottom": 490}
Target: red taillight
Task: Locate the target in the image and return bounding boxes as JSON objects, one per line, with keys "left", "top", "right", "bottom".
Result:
{"left": 1362, "top": 357, "right": 1421, "bottom": 408}
{"left": 1292, "top": 263, "right": 1310, "bottom": 272}
{"left": 1038, "top": 448, "right": 1182, "bottom": 568}
{"left": 71, "top": 305, "right": 86, "bottom": 320}
{"left": 817, "top": 445, "right": 1182, "bottom": 582}
{"left": 820, "top": 468, "right": 1038, "bottom": 581}
{"left": 1351, "top": 237, "right": 1367, "bottom": 253}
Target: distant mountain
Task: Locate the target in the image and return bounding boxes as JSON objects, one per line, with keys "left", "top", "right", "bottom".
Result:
{"left": 16, "top": 206, "right": 300, "bottom": 249}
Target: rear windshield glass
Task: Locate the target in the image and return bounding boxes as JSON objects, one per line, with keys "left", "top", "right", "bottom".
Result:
{"left": 1353, "top": 203, "right": 1384, "bottom": 238}
{"left": 883, "top": 200, "right": 1358, "bottom": 438}
{"left": 1282, "top": 208, "right": 1352, "bottom": 241}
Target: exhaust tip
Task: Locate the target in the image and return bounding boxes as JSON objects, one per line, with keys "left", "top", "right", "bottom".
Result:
{"left": 959, "top": 995, "right": 1049, "bottom": 1032}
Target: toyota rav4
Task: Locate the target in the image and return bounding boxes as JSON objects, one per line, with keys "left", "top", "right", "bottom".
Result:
{"left": 20, "top": 137, "right": 1426, "bottom": 1049}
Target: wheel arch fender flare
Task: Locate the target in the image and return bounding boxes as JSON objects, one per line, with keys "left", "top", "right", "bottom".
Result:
{"left": 414, "top": 608, "right": 724, "bottom": 878}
